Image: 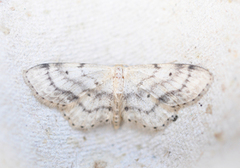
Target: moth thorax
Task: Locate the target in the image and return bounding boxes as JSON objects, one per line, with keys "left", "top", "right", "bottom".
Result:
{"left": 113, "top": 66, "right": 124, "bottom": 94}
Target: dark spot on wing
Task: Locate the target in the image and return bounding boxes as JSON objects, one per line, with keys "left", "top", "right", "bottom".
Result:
{"left": 153, "top": 64, "right": 161, "bottom": 69}
{"left": 67, "top": 95, "right": 79, "bottom": 101}
{"left": 147, "top": 94, "right": 150, "bottom": 98}
{"left": 169, "top": 72, "right": 172, "bottom": 76}
{"left": 125, "top": 107, "right": 129, "bottom": 111}
{"left": 173, "top": 115, "right": 178, "bottom": 122}
{"left": 39, "top": 64, "right": 49, "bottom": 69}
{"left": 78, "top": 63, "right": 85, "bottom": 68}
{"left": 65, "top": 71, "right": 68, "bottom": 75}
{"left": 188, "top": 65, "right": 196, "bottom": 70}
{"left": 158, "top": 95, "right": 169, "bottom": 103}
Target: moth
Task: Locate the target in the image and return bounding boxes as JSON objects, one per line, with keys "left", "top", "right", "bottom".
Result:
{"left": 23, "top": 63, "right": 213, "bottom": 130}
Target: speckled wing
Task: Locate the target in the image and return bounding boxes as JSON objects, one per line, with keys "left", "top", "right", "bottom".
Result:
{"left": 23, "top": 63, "right": 114, "bottom": 129}
{"left": 122, "top": 64, "right": 213, "bottom": 129}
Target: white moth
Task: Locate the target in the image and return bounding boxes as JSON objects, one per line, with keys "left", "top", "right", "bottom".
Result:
{"left": 23, "top": 63, "right": 213, "bottom": 130}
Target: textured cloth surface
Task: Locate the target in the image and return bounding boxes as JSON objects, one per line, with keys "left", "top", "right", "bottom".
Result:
{"left": 0, "top": 0, "right": 240, "bottom": 168}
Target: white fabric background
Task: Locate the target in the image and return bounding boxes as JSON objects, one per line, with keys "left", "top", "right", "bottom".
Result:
{"left": 0, "top": 0, "right": 240, "bottom": 168}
